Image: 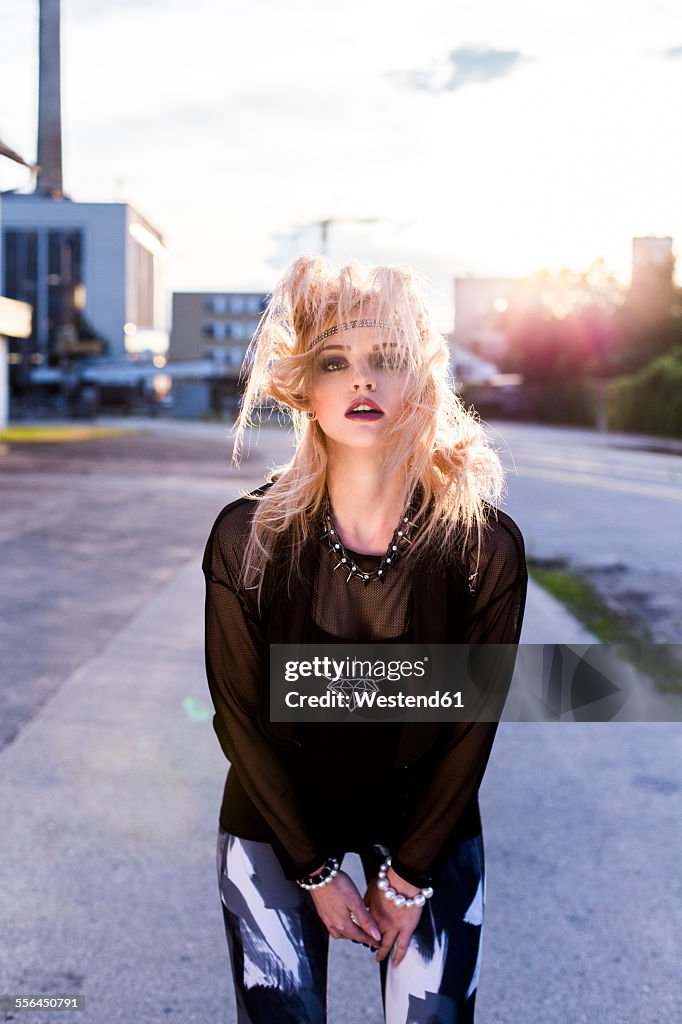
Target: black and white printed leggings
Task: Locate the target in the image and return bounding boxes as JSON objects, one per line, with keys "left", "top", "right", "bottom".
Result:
{"left": 216, "top": 829, "right": 486, "bottom": 1024}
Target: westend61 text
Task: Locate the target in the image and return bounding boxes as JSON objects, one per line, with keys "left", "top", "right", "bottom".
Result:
{"left": 284, "top": 690, "right": 463, "bottom": 709}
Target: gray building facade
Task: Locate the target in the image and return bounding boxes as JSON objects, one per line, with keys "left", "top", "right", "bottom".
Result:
{"left": 171, "top": 291, "right": 267, "bottom": 368}
{"left": 1, "top": 191, "right": 167, "bottom": 394}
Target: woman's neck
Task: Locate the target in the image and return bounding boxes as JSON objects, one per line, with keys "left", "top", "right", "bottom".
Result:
{"left": 325, "top": 457, "right": 407, "bottom": 556}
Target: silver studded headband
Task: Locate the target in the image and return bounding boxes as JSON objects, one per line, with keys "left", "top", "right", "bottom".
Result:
{"left": 307, "top": 318, "right": 394, "bottom": 351}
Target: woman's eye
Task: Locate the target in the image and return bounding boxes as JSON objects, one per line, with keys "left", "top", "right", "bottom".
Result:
{"left": 320, "top": 358, "right": 348, "bottom": 372}
{"left": 373, "top": 352, "right": 407, "bottom": 371}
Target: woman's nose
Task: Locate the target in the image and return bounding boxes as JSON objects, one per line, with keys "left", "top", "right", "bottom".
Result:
{"left": 350, "top": 355, "right": 376, "bottom": 390}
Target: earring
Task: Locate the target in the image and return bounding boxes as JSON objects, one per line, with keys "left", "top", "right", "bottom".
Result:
{"left": 306, "top": 410, "right": 317, "bottom": 420}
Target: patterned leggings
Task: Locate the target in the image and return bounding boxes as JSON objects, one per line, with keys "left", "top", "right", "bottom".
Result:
{"left": 216, "top": 829, "right": 486, "bottom": 1024}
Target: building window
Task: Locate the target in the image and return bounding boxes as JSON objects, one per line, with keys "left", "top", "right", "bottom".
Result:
{"left": 203, "top": 321, "right": 237, "bottom": 340}
{"left": 3, "top": 229, "right": 39, "bottom": 390}
{"left": 3, "top": 230, "right": 39, "bottom": 340}
{"left": 203, "top": 296, "right": 228, "bottom": 315}
{"left": 231, "top": 321, "right": 248, "bottom": 341}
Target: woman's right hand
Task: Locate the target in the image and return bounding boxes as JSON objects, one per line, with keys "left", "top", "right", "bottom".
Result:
{"left": 309, "top": 871, "right": 382, "bottom": 947}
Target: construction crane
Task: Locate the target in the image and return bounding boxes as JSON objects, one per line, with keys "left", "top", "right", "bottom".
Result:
{"left": 314, "top": 216, "right": 383, "bottom": 256}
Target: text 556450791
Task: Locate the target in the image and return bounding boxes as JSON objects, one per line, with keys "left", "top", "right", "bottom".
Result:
{"left": 0, "top": 995, "right": 84, "bottom": 1011}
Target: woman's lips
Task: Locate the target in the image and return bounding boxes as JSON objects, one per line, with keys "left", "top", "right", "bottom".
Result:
{"left": 345, "top": 398, "right": 384, "bottom": 419}
{"left": 345, "top": 410, "right": 384, "bottom": 420}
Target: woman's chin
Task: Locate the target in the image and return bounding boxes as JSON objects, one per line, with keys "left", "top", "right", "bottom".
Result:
{"left": 324, "top": 432, "right": 389, "bottom": 454}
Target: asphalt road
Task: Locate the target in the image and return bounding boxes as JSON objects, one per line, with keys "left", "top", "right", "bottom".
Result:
{"left": 0, "top": 425, "right": 269, "bottom": 750}
{"left": 495, "top": 421, "right": 682, "bottom": 644}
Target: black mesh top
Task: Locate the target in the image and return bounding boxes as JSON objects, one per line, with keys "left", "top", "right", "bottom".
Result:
{"left": 202, "top": 485, "right": 527, "bottom": 888}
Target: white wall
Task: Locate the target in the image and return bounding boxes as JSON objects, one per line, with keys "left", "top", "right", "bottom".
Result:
{"left": 1, "top": 195, "right": 148, "bottom": 361}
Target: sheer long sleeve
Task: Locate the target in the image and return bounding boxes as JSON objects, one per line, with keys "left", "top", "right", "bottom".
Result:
{"left": 202, "top": 502, "right": 327, "bottom": 877}
{"left": 392, "top": 510, "right": 527, "bottom": 888}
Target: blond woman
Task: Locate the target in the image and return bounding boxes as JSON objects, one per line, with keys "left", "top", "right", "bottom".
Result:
{"left": 203, "top": 256, "right": 527, "bottom": 1024}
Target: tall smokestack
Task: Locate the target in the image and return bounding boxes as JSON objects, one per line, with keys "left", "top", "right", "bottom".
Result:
{"left": 35, "top": 0, "right": 64, "bottom": 198}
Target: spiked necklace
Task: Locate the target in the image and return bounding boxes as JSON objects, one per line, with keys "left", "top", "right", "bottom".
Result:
{"left": 319, "top": 491, "right": 418, "bottom": 585}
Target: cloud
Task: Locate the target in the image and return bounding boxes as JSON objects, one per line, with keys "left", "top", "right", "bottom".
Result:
{"left": 662, "top": 45, "right": 682, "bottom": 59}
{"left": 67, "top": 0, "right": 163, "bottom": 15}
{"left": 390, "top": 46, "right": 525, "bottom": 94}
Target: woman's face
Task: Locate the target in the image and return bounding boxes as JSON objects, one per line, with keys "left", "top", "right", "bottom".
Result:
{"left": 309, "top": 327, "right": 408, "bottom": 451}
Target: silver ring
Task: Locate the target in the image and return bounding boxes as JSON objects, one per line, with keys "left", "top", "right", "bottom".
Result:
{"left": 349, "top": 912, "right": 359, "bottom": 926}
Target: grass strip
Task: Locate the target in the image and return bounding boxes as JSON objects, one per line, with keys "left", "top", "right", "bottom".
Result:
{"left": 0, "top": 426, "right": 142, "bottom": 443}
{"left": 528, "top": 559, "right": 640, "bottom": 644}
{"left": 528, "top": 558, "right": 681, "bottom": 695}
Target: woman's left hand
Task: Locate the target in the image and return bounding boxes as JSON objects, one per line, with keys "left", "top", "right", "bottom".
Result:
{"left": 364, "top": 867, "right": 424, "bottom": 967}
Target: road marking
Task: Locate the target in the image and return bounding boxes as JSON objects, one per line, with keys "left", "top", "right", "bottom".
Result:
{"left": 518, "top": 466, "right": 682, "bottom": 502}
{"left": 506, "top": 451, "right": 681, "bottom": 485}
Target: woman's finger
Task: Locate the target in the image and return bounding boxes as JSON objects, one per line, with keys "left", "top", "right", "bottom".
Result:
{"left": 334, "top": 914, "right": 379, "bottom": 946}
{"left": 345, "top": 922, "right": 380, "bottom": 946}
{"left": 349, "top": 905, "right": 382, "bottom": 944}
{"left": 392, "top": 934, "right": 411, "bottom": 967}
{"left": 374, "top": 929, "right": 398, "bottom": 963}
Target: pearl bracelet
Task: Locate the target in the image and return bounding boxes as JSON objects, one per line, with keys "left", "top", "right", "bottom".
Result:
{"left": 376, "top": 857, "right": 434, "bottom": 908}
{"left": 296, "top": 856, "right": 340, "bottom": 890}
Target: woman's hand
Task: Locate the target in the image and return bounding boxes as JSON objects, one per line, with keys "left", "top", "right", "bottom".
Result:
{"left": 309, "top": 870, "right": 382, "bottom": 947}
{"left": 364, "top": 867, "right": 424, "bottom": 967}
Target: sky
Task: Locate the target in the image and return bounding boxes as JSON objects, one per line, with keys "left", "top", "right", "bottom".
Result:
{"left": 1, "top": 0, "right": 682, "bottom": 331}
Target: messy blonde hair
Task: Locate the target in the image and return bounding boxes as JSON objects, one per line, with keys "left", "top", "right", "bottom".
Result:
{"left": 231, "top": 255, "right": 504, "bottom": 605}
